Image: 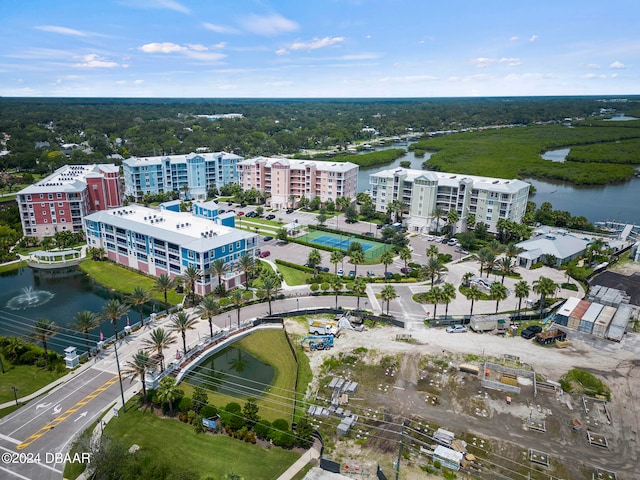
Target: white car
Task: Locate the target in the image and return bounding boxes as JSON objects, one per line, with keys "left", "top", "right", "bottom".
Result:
{"left": 446, "top": 324, "right": 467, "bottom": 333}
{"left": 337, "top": 269, "right": 344, "bottom": 276}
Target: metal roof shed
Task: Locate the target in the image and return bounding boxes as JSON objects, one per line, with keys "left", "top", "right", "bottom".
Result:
{"left": 592, "top": 306, "right": 616, "bottom": 337}
{"left": 607, "top": 305, "right": 632, "bottom": 342}
{"left": 433, "top": 446, "right": 463, "bottom": 471}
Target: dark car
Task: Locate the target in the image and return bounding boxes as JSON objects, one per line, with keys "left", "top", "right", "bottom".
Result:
{"left": 364, "top": 232, "right": 374, "bottom": 237}
{"left": 320, "top": 267, "right": 330, "bottom": 272}
{"left": 286, "top": 209, "right": 295, "bottom": 214}
{"left": 348, "top": 270, "right": 356, "bottom": 277}
{"left": 227, "top": 202, "right": 233, "bottom": 206}
{"left": 266, "top": 214, "right": 276, "bottom": 220}
{"left": 521, "top": 325, "right": 543, "bottom": 339}
{"left": 400, "top": 267, "right": 413, "bottom": 274}
{"left": 245, "top": 211, "right": 257, "bottom": 217}
{"left": 376, "top": 224, "right": 384, "bottom": 230}
{"left": 385, "top": 271, "right": 394, "bottom": 278}
{"left": 263, "top": 236, "right": 273, "bottom": 242}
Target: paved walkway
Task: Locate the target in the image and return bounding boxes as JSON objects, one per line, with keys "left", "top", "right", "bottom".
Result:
{"left": 276, "top": 439, "right": 322, "bottom": 480}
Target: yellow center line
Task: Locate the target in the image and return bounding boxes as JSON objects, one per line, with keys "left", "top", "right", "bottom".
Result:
{"left": 17, "top": 375, "right": 119, "bottom": 450}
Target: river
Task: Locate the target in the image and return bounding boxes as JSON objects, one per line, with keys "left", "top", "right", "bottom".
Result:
{"left": 355, "top": 145, "right": 640, "bottom": 225}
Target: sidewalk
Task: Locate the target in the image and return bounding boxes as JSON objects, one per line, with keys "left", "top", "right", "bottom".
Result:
{"left": 276, "top": 439, "right": 322, "bottom": 480}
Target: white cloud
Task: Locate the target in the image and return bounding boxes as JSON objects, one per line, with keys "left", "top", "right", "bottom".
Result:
{"left": 529, "top": 35, "right": 538, "bottom": 42}
{"left": 134, "top": 79, "right": 144, "bottom": 85}
{"left": 609, "top": 60, "right": 626, "bottom": 69}
{"left": 35, "top": 25, "right": 87, "bottom": 37}
{"left": 73, "top": 54, "right": 120, "bottom": 69}
{"left": 290, "top": 37, "right": 344, "bottom": 51}
{"left": 202, "top": 22, "right": 240, "bottom": 34}
{"left": 124, "top": 0, "right": 189, "bottom": 14}
{"left": 138, "top": 42, "right": 225, "bottom": 61}
{"left": 240, "top": 13, "right": 299, "bottom": 36}
{"left": 510, "top": 36, "right": 519, "bottom": 41}
{"left": 340, "top": 53, "right": 380, "bottom": 61}
{"left": 587, "top": 63, "right": 601, "bottom": 69}
{"left": 584, "top": 73, "right": 607, "bottom": 79}
{"left": 472, "top": 57, "right": 521, "bottom": 68}
{"left": 275, "top": 48, "right": 289, "bottom": 56}
{"left": 499, "top": 57, "right": 521, "bottom": 67}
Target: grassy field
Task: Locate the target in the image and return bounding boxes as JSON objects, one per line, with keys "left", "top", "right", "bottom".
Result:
{"left": 103, "top": 407, "right": 300, "bottom": 480}
{"left": 79, "top": 260, "right": 184, "bottom": 305}
{"left": 0, "top": 260, "right": 26, "bottom": 274}
{"left": 0, "top": 354, "right": 67, "bottom": 404}
{"left": 182, "top": 329, "right": 300, "bottom": 423}
{"left": 411, "top": 124, "right": 640, "bottom": 184}
{"left": 277, "top": 263, "right": 311, "bottom": 286}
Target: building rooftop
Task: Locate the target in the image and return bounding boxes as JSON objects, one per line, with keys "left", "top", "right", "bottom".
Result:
{"left": 370, "top": 167, "right": 529, "bottom": 193}
{"left": 124, "top": 151, "right": 242, "bottom": 167}
{"left": 18, "top": 164, "right": 119, "bottom": 195}
{"left": 238, "top": 156, "right": 359, "bottom": 173}
{"left": 516, "top": 232, "right": 590, "bottom": 260}
{"left": 85, "top": 206, "right": 256, "bottom": 253}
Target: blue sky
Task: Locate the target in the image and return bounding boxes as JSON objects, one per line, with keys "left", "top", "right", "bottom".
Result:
{"left": 1, "top": 0, "right": 638, "bottom": 98}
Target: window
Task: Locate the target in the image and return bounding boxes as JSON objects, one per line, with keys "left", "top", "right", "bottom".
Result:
{"left": 27, "top": 195, "right": 31, "bottom": 201}
{"left": 42, "top": 211, "right": 47, "bottom": 216}
{"left": 48, "top": 194, "right": 53, "bottom": 200}
{"left": 57, "top": 193, "right": 62, "bottom": 198}
{"left": 58, "top": 202, "right": 63, "bottom": 207}
{"left": 59, "top": 210, "right": 64, "bottom": 215}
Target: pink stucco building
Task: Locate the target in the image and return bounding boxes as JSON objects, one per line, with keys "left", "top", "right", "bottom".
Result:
{"left": 236, "top": 157, "right": 359, "bottom": 209}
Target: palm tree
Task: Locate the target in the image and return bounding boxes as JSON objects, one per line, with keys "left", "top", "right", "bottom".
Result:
{"left": 426, "top": 244, "right": 439, "bottom": 259}
{"left": 380, "top": 250, "right": 395, "bottom": 279}
{"left": 514, "top": 280, "right": 530, "bottom": 319}
{"left": 124, "top": 350, "right": 151, "bottom": 399}
{"left": 101, "top": 298, "right": 129, "bottom": 340}
{"left": 330, "top": 277, "right": 343, "bottom": 309}
{"left": 229, "top": 289, "right": 247, "bottom": 326}
{"left": 157, "top": 376, "right": 181, "bottom": 416}
{"left": 210, "top": 258, "right": 229, "bottom": 294}
{"left": 462, "top": 271, "right": 474, "bottom": 287}
{"left": 170, "top": 312, "right": 198, "bottom": 355}
{"left": 142, "top": 327, "right": 176, "bottom": 372}
{"left": 425, "top": 257, "right": 445, "bottom": 287}
{"left": 465, "top": 286, "right": 483, "bottom": 316}
{"left": 128, "top": 286, "right": 151, "bottom": 327}
{"left": 72, "top": 310, "right": 100, "bottom": 356}
{"left": 477, "top": 247, "right": 496, "bottom": 278}
{"left": 399, "top": 247, "right": 412, "bottom": 274}
{"left": 533, "top": 276, "right": 558, "bottom": 319}
{"left": 380, "top": 285, "right": 397, "bottom": 314}
{"left": 154, "top": 273, "right": 174, "bottom": 310}
{"left": 425, "top": 286, "right": 443, "bottom": 320}
{"left": 441, "top": 283, "right": 457, "bottom": 319}
{"left": 238, "top": 254, "right": 255, "bottom": 289}
{"left": 330, "top": 250, "right": 343, "bottom": 276}
{"left": 32, "top": 318, "right": 59, "bottom": 368}
{"left": 446, "top": 209, "right": 459, "bottom": 236}
{"left": 196, "top": 295, "right": 221, "bottom": 338}
{"left": 307, "top": 249, "right": 322, "bottom": 279}
{"left": 352, "top": 277, "right": 367, "bottom": 311}
{"left": 432, "top": 207, "right": 445, "bottom": 234}
{"left": 505, "top": 243, "right": 521, "bottom": 260}
{"left": 349, "top": 250, "right": 365, "bottom": 278}
{"left": 490, "top": 282, "right": 508, "bottom": 314}
{"left": 258, "top": 273, "right": 281, "bottom": 316}
{"left": 181, "top": 265, "right": 202, "bottom": 305}
{"left": 498, "top": 257, "right": 514, "bottom": 284}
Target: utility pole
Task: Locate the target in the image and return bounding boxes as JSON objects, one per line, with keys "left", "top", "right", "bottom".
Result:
{"left": 11, "top": 386, "right": 18, "bottom": 406}
{"left": 113, "top": 341, "right": 126, "bottom": 411}
{"left": 395, "top": 418, "right": 405, "bottom": 480}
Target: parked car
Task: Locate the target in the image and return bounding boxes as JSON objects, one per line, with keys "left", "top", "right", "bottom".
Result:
{"left": 337, "top": 269, "right": 344, "bottom": 276}
{"left": 367, "top": 270, "right": 376, "bottom": 278}
{"left": 237, "top": 211, "right": 245, "bottom": 216}
{"left": 364, "top": 232, "right": 374, "bottom": 237}
{"left": 263, "top": 236, "right": 273, "bottom": 241}
{"left": 400, "top": 267, "right": 413, "bottom": 274}
{"left": 447, "top": 238, "right": 458, "bottom": 246}
{"left": 245, "top": 211, "right": 257, "bottom": 217}
{"left": 348, "top": 270, "right": 356, "bottom": 278}
{"left": 426, "top": 235, "right": 435, "bottom": 241}
{"left": 227, "top": 202, "right": 233, "bottom": 206}
{"left": 521, "top": 325, "right": 543, "bottom": 339}
{"left": 376, "top": 224, "right": 384, "bottom": 230}
{"left": 286, "top": 209, "right": 295, "bottom": 214}
{"left": 455, "top": 247, "right": 469, "bottom": 255}
{"left": 218, "top": 209, "right": 226, "bottom": 213}
{"left": 446, "top": 324, "right": 467, "bottom": 333}
{"left": 320, "top": 267, "right": 330, "bottom": 272}
{"left": 266, "top": 214, "right": 276, "bottom": 220}
{"left": 258, "top": 251, "right": 271, "bottom": 258}
{"left": 384, "top": 271, "right": 394, "bottom": 278}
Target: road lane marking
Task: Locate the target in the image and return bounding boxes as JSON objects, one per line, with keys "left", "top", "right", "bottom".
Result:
{"left": 0, "top": 433, "right": 20, "bottom": 444}
{"left": 0, "top": 465, "right": 32, "bottom": 480}
{"left": 17, "top": 375, "right": 119, "bottom": 450}
{"left": 0, "top": 446, "right": 62, "bottom": 474}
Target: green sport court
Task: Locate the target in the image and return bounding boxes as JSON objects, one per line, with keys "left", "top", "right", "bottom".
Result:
{"left": 299, "top": 230, "right": 391, "bottom": 258}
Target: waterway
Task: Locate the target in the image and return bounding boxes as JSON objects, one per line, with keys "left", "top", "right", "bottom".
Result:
{"left": 0, "top": 265, "right": 159, "bottom": 353}
{"left": 184, "top": 346, "right": 274, "bottom": 397}
{"left": 356, "top": 145, "right": 639, "bottom": 225}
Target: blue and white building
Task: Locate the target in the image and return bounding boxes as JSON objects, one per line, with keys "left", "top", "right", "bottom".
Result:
{"left": 84, "top": 205, "right": 258, "bottom": 293}
{"left": 123, "top": 152, "right": 243, "bottom": 201}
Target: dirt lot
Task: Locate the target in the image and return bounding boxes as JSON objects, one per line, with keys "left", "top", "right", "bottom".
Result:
{"left": 288, "top": 318, "right": 640, "bottom": 480}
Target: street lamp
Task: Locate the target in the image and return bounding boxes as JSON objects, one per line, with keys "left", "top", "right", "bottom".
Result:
{"left": 296, "top": 298, "right": 299, "bottom": 311}
{"left": 227, "top": 314, "right": 231, "bottom": 329}
{"left": 113, "top": 341, "right": 126, "bottom": 412}
{"left": 11, "top": 386, "right": 18, "bottom": 406}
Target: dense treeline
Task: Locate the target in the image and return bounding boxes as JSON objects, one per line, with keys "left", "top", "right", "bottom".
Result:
{"left": 0, "top": 96, "right": 627, "bottom": 174}
{"left": 411, "top": 123, "right": 640, "bottom": 184}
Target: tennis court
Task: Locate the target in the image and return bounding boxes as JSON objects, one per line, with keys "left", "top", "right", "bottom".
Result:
{"left": 300, "top": 230, "right": 390, "bottom": 258}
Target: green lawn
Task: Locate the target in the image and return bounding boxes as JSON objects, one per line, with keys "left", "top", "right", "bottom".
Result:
{"left": 0, "top": 260, "right": 26, "bottom": 274}
{"left": 104, "top": 407, "right": 301, "bottom": 480}
{"left": 182, "top": 329, "right": 299, "bottom": 423}
{"left": 0, "top": 354, "right": 67, "bottom": 404}
{"left": 79, "top": 260, "right": 183, "bottom": 305}
{"left": 277, "top": 263, "right": 311, "bottom": 286}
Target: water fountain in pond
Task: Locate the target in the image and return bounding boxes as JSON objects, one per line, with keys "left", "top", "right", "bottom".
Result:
{"left": 6, "top": 286, "right": 55, "bottom": 310}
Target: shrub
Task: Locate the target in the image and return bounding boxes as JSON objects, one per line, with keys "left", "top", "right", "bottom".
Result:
{"left": 18, "top": 350, "right": 40, "bottom": 365}
{"left": 271, "top": 418, "right": 289, "bottom": 432}
{"left": 200, "top": 404, "right": 218, "bottom": 418}
{"left": 178, "top": 397, "right": 193, "bottom": 413}
{"left": 271, "top": 430, "right": 294, "bottom": 448}
{"left": 255, "top": 419, "right": 272, "bottom": 439}
{"left": 310, "top": 283, "right": 319, "bottom": 293}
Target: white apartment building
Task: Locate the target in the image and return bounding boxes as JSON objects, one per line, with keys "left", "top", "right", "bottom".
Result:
{"left": 236, "top": 157, "right": 359, "bottom": 209}
{"left": 123, "top": 152, "right": 243, "bottom": 201}
{"left": 84, "top": 206, "right": 258, "bottom": 294}
{"left": 369, "top": 168, "right": 530, "bottom": 234}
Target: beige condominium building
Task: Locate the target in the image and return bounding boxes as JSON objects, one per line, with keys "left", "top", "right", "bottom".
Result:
{"left": 236, "top": 157, "right": 359, "bottom": 209}
{"left": 369, "top": 168, "right": 530, "bottom": 234}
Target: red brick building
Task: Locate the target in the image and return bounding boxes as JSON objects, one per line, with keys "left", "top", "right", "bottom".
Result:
{"left": 17, "top": 164, "right": 122, "bottom": 238}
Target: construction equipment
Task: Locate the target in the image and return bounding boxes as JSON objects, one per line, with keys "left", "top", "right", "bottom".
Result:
{"left": 535, "top": 328, "right": 567, "bottom": 345}
{"left": 309, "top": 319, "right": 339, "bottom": 336}
{"left": 301, "top": 335, "right": 334, "bottom": 351}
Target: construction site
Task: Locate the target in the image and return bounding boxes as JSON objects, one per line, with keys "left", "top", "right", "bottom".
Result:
{"left": 287, "top": 315, "right": 640, "bottom": 480}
